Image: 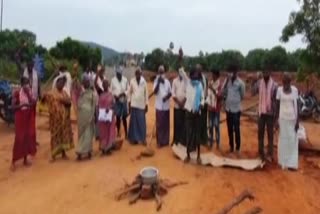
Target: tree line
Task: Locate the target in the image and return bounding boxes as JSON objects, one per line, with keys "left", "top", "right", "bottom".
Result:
{"left": 1, "top": 0, "right": 320, "bottom": 82}
{"left": 0, "top": 29, "right": 102, "bottom": 81}
{"left": 144, "top": 47, "right": 303, "bottom": 73}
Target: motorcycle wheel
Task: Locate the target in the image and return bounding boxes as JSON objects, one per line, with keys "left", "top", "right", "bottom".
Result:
{"left": 313, "top": 110, "right": 320, "bottom": 123}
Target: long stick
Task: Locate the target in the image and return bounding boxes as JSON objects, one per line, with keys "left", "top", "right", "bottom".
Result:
{"left": 215, "top": 190, "right": 255, "bottom": 214}
{"left": 243, "top": 207, "right": 263, "bottom": 214}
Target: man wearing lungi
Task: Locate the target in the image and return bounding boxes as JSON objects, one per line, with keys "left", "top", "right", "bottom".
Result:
{"left": 111, "top": 66, "right": 129, "bottom": 138}
{"left": 153, "top": 65, "right": 171, "bottom": 147}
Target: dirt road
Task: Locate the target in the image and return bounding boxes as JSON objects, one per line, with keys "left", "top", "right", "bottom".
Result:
{"left": 1, "top": 83, "right": 320, "bottom": 214}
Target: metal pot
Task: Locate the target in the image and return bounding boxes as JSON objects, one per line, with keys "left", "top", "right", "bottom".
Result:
{"left": 139, "top": 167, "right": 159, "bottom": 185}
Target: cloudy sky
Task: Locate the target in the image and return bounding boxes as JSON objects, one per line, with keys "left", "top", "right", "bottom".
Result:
{"left": 3, "top": 0, "right": 304, "bottom": 55}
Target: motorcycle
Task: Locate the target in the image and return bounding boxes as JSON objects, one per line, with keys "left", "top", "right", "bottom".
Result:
{"left": 298, "top": 91, "right": 320, "bottom": 123}
{"left": 0, "top": 80, "right": 14, "bottom": 125}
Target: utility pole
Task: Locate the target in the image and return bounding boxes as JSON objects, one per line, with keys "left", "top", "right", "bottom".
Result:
{"left": 0, "top": 0, "right": 3, "bottom": 32}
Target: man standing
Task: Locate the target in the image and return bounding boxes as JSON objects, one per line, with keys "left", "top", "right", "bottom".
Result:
{"left": 207, "top": 69, "right": 223, "bottom": 150}
{"left": 128, "top": 67, "right": 148, "bottom": 145}
{"left": 172, "top": 69, "right": 187, "bottom": 146}
{"left": 257, "top": 69, "right": 277, "bottom": 162}
{"left": 196, "top": 64, "right": 208, "bottom": 146}
{"left": 224, "top": 65, "right": 245, "bottom": 154}
{"left": 153, "top": 65, "right": 171, "bottom": 147}
{"left": 111, "top": 66, "right": 129, "bottom": 138}
{"left": 180, "top": 67, "right": 204, "bottom": 164}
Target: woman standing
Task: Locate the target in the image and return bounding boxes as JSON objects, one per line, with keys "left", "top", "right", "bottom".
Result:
{"left": 76, "top": 76, "right": 97, "bottom": 160}
{"left": 11, "top": 77, "right": 37, "bottom": 171}
{"left": 98, "top": 80, "right": 116, "bottom": 154}
{"left": 47, "top": 76, "right": 74, "bottom": 161}
{"left": 276, "top": 73, "right": 299, "bottom": 170}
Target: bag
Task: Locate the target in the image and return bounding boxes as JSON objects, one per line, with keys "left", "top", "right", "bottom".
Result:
{"left": 297, "top": 125, "right": 307, "bottom": 143}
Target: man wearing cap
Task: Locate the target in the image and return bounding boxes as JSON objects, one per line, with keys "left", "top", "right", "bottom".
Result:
{"left": 111, "top": 66, "right": 129, "bottom": 138}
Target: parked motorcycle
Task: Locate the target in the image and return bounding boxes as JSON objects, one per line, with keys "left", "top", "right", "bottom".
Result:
{"left": 298, "top": 91, "right": 320, "bottom": 123}
{"left": 0, "top": 80, "right": 14, "bottom": 125}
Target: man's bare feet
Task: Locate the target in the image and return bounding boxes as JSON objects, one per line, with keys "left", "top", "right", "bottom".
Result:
{"left": 10, "top": 164, "right": 16, "bottom": 172}
{"left": 49, "top": 156, "right": 56, "bottom": 163}
{"left": 184, "top": 156, "right": 191, "bottom": 163}
{"left": 197, "top": 157, "right": 202, "bottom": 165}
{"left": 62, "top": 155, "right": 69, "bottom": 160}
{"left": 23, "top": 160, "right": 32, "bottom": 167}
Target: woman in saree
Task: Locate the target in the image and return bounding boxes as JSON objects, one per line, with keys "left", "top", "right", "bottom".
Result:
{"left": 11, "top": 77, "right": 37, "bottom": 171}
{"left": 76, "top": 76, "right": 97, "bottom": 160}
{"left": 98, "top": 79, "right": 116, "bottom": 155}
{"left": 46, "top": 76, "right": 74, "bottom": 161}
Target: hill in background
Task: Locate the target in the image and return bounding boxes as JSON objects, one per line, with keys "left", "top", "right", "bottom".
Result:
{"left": 81, "top": 41, "right": 120, "bottom": 59}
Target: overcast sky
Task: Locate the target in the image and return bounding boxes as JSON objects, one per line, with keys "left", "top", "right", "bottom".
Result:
{"left": 3, "top": 0, "right": 304, "bottom": 55}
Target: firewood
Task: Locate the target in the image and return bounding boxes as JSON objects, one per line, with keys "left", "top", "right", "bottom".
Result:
{"left": 115, "top": 183, "right": 141, "bottom": 201}
{"left": 154, "top": 191, "right": 162, "bottom": 211}
{"left": 160, "top": 179, "right": 188, "bottom": 188}
{"left": 215, "top": 189, "right": 255, "bottom": 214}
{"left": 158, "top": 183, "right": 168, "bottom": 195}
{"left": 129, "top": 191, "right": 141, "bottom": 204}
{"left": 243, "top": 206, "right": 263, "bottom": 214}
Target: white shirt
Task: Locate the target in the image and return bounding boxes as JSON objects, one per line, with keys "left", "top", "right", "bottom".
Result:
{"left": 129, "top": 77, "right": 148, "bottom": 110}
{"left": 153, "top": 77, "right": 171, "bottom": 111}
{"left": 52, "top": 71, "right": 72, "bottom": 97}
{"left": 172, "top": 77, "right": 186, "bottom": 109}
{"left": 206, "top": 79, "right": 221, "bottom": 109}
{"left": 111, "top": 76, "right": 129, "bottom": 98}
{"left": 276, "top": 86, "right": 298, "bottom": 120}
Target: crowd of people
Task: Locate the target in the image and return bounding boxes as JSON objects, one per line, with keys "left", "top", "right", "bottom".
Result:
{"left": 10, "top": 61, "right": 300, "bottom": 172}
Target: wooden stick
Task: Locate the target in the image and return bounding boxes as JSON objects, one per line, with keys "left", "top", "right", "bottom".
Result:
{"left": 129, "top": 191, "right": 141, "bottom": 204}
{"left": 215, "top": 189, "right": 255, "bottom": 214}
{"left": 115, "top": 183, "right": 140, "bottom": 201}
{"left": 154, "top": 192, "right": 162, "bottom": 211}
{"left": 243, "top": 206, "right": 263, "bottom": 214}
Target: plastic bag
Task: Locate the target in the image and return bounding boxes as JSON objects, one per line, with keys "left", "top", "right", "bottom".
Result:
{"left": 297, "top": 125, "right": 307, "bottom": 143}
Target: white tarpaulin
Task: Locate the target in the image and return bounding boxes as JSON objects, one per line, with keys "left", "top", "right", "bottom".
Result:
{"left": 172, "top": 144, "right": 264, "bottom": 171}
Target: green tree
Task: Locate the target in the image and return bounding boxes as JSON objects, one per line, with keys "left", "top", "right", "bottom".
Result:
{"left": 263, "top": 46, "right": 288, "bottom": 70}
{"left": 0, "top": 29, "right": 47, "bottom": 80}
{"left": 281, "top": 0, "right": 320, "bottom": 75}
{"left": 218, "top": 50, "right": 245, "bottom": 70}
{"left": 245, "top": 49, "right": 268, "bottom": 71}
{"left": 144, "top": 48, "right": 169, "bottom": 71}
{"left": 49, "top": 37, "right": 102, "bottom": 69}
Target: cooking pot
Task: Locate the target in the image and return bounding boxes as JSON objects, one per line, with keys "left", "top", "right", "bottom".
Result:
{"left": 139, "top": 167, "right": 159, "bottom": 185}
